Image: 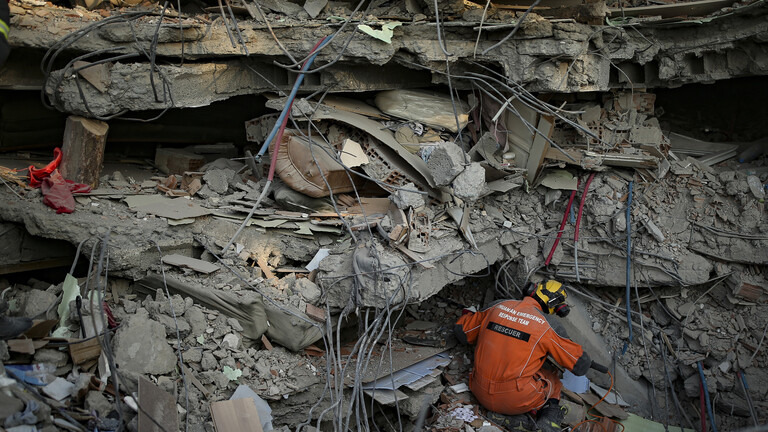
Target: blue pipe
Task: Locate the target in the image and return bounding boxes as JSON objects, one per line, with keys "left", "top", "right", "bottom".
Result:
{"left": 624, "top": 181, "right": 633, "bottom": 353}
{"left": 255, "top": 37, "right": 331, "bottom": 159}
{"left": 698, "top": 361, "right": 719, "bottom": 432}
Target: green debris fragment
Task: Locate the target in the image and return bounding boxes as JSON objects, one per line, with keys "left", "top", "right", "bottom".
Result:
{"left": 222, "top": 366, "right": 243, "bottom": 381}
{"left": 196, "top": 335, "right": 205, "bottom": 344}
{"left": 357, "top": 22, "right": 402, "bottom": 44}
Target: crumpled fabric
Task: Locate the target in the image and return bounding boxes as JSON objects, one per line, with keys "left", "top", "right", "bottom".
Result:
{"left": 28, "top": 147, "right": 63, "bottom": 188}
{"left": 29, "top": 148, "right": 91, "bottom": 213}
{"left": 41, "top": 170, "right": 90, "bottom": 214}
{"left": 4, "top": 400, "right": 39, "bottom": 428}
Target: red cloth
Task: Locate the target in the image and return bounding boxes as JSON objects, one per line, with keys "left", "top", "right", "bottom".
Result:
{"left": 29, "top": 148, "right": 63, "bottom": 188}
{"left": 41, "top": 171, "right": 75, "bottom": 213}
{"left": 29, "top": 149, "right": 91, "bottom": 213}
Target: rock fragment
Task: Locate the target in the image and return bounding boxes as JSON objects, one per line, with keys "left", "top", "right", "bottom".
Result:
{"left": 113, "top": 311, "right": 177, "bottom": 375}
{"left": 452, "top": 163, "right": 487, "bottom": 201}
{"left": 390, "top": 182, "right": 426, "bottom": 209}
{"left": 427, "top": 141, "right": 467, "bottom": 186}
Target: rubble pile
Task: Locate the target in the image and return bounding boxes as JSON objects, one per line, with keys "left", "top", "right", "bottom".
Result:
{"left": 1, "top": 0, "right": 768, "bottom": 425}
{"left": 0, "top": 276, "right": 329, "bottom": 431}
{"left": 0, "top": 81, "right": 766, "bottom": 430}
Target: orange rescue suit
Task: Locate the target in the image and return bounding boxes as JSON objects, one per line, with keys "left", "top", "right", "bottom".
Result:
{"left": 455, "top": 297, "right": 591, "bottom": 415}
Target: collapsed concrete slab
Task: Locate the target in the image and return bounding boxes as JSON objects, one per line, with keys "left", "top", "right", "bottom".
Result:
{"left": 6, "top": 0, "right": 768, "bottom": 112}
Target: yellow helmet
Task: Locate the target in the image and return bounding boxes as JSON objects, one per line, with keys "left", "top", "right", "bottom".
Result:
{"left": 532, "top": 280, "right": 570, "bottom": 316}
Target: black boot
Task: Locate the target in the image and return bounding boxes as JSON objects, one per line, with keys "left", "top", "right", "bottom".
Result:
{"left": 536, "top": 399, "right": 568, "bottom": 432}
{"left": 0, "top": 299, "right": 33, "bottom": 340}
{"left": 485, "top": 411, "right": 538, "bottom": 431}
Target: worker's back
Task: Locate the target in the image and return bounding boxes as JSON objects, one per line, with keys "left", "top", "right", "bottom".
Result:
{"left": 455, "top": 295, "right": 586, "bottom": 414}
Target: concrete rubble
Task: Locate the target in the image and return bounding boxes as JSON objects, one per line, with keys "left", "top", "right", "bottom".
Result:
{"left": 0, "top": 0, "right": 767, "bottom": 429}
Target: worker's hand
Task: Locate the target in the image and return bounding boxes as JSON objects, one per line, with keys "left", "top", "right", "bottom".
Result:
{"left": 590, "top": 361, "right": 608, "bottom": 374}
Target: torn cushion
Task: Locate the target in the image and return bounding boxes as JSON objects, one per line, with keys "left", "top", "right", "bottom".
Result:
{"left": 272, "top": 131, "right": 362, "bottom": 198}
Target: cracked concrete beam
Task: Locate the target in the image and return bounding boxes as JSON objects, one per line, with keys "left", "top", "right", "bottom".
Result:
{"left": 9, "top": 1, "right": 768, "bottom": 109}
{"left": 45, "top": 59, "right": 434, "bottom": 116}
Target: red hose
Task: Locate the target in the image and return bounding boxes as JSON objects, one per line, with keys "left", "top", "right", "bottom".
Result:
{"left": 573, "top": 173, "right": 596, "bottom": 244}
{"left": 545, "top": 180, "right": 579, "bottom": 266}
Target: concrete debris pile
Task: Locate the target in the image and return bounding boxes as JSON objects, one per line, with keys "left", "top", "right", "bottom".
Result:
{"left": 0, "top": 80, "right": 766, "bottom": 430}
{"left": 0, "top": 275, "right": 325, "bottom": 431}
{"left": 1, "top": 0, "right": 768, "bottom": 426}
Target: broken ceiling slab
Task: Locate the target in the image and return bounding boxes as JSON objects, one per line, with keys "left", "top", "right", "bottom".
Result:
{"left": 127, "top": 196, "right": 212, "bottom": 220}
{"left": 161, "top": 254, "right": 219, "bottom": 274}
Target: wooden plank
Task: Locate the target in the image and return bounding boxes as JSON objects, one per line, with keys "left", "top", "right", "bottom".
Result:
{"left": 546, "top": 147, "right": 585, "bottom": 165}
{"left": 69, "top": 338, "right": 102, "bottom": 365}
{"left": 69, "top": 338, "right": 102, "bottom": 364}
{"left": 275, "top": 267, "right": 310, "bottom": 273}
{"left": 182, "top": 364, "right": 211, "bottom": 399}
{"left": 138, "top": 376, "right": 178, "bottom": 432}
{"left": 0, "top": 257, "right": 74, "bottom": 275}
{"left": 210, "top": 398, "right": 264, "bottom": 432}
{"left": 256, "top": 257, "right": 275, "bottom": 280}
{"left": 23, "top": 319, "right": 58, "bottom": 339}
{"left": 7, "top": 339, "right": 35, "bottom": 354}
{"left": 60, "top": 115, "right": 108, "bottom": 188}
{"left": 345, "top": 197, "right": 391, "bottom": 215}
{"left": 305, "top": 304, "right": 327, "bottom": 322}
{"left": 260, "top": 334, "right": 274, "bottom": 351}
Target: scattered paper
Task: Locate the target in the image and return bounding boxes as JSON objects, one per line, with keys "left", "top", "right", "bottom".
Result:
{"left": 43, "top": 377, "right": 76, "bottom": 401}
{"left": 53, "top": 274, "right": 80, "bottom": 338}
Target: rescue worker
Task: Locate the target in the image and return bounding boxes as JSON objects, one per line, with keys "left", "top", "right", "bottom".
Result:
{"left": 455, "top": 280, "right": 593, "bottom": 432}
{"left": 1, "top": 0, "right": 8, "bottom": 67}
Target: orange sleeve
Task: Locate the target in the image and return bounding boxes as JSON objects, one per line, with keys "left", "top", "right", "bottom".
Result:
{"left": 455, "top": 309, "right": 489, "bottom": 345}
{"left": 541, "top": 328, "right": 590, "bottom": 374}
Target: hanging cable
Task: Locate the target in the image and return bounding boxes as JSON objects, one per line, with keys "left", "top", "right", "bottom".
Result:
{"left": 622, "top": 180, "right": 634, "bottom": 355}
{"left": 545, "top": 182, "right": 579, "bottom": 266}
{"left": 221, "top": 36, "right": 329, "bottom": 253}
{"left": 573, "top": 172, "right": 595, "bottom": 281}
{"left": 698, "top": 362, "right": 719, "bottom": 432}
